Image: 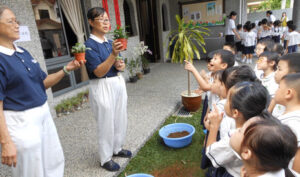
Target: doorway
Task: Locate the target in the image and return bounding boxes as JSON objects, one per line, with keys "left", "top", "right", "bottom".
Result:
{"left": 136, "top": 0, "right": 160, "bottom": 62}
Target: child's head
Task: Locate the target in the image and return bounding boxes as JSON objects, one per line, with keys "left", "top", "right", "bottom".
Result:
{"left": 223, "top": 42, "right": 236, "bottom": 54}
{"left": 230, "top": 118, "right": 297, "bottom": 173}
{"left": 211, "top": 70, "right": 226, "bottom": 99}
{"left": 288, "top": 23, "right": 296, "bottom": 32}
{"left": 222, "top": 65, "right": 258, "bottom": 91}
{"left": 275, "top": 53, "right": 300, "bottom": 83}
{"left": 224, "top": 81, "right": 270, "bottom": 123}
{"left": 255, "top": 39, "right": 275, "bottom": 57}
{"left": 258, "top": 21, "right": 262, "bottom": 27}
{"left": 257, "top": 51, "right": 279, "bottom": 71}
{"left": 250, "top": 23, "right": 256, "bottom": 30}
{"left": 275, "top": 73, "right": 300, "bottom": 106}
{"left": 272, "top": 43, "right": 284, "bottom": 56}
{"left": 273, "top": 20, "right": 281, "bottom": 27}
{"left": 209, "top": 49, "right": 235, "bottom": 72}
{"left": 237, "top": 24, "right": 242, "bottom": 31}
{"left": 245, "top": 23, "right": 252, "bottom": 32}
{"left": 261, "top": 18, "right": 268, "bottom": 25}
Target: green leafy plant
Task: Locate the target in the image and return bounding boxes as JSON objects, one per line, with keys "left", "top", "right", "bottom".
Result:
{"left": 124, "top": 58, "right": 137, "bottom": 77}
{"left": 113, "top": 25, "right": 129, "bottom": 39}
{"left": 141, "top": 55, "right": 149, "bottom": 69}
{"left": 71, "top": 43, "right": 91, "bottom": 53}
{"left": 166, "top": 15, "right": 209, "bottom": 96}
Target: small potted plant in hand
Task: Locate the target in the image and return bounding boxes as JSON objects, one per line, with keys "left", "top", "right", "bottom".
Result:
{"left": 113, "top": 25, "right": 128, "bottom": 50}
{"left": 71, "top": 43, "right": 91, "bottom": 63}
{"left": 125, "top": 58, "right": 138, "bottom": 83}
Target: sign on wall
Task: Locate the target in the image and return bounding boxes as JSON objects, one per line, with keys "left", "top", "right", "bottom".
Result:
{"left": 16, "top": 26, "right": 31, "bottom": 42}
{"left": 181, "top": 0, "right": 225, "bottom": 27}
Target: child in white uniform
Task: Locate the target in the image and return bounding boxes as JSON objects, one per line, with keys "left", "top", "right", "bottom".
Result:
{"left": 230, "top": 118, "right": 297, "bottom": 177}
{"left": 205, "top": 82, "right": 271, "bottom": 177}
{"left": 275, "top": 73, "right": 300, "bottom": 175}
{"left": 244, "top": 24, "right": 257, "bottom": 64}
{"left": 285, "top": 24, "right": 299, "bottom": 53}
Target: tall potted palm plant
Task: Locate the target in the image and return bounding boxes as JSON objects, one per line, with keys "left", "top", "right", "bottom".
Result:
{"left": 166, "top": 15, "right": 209, "bottom": 112}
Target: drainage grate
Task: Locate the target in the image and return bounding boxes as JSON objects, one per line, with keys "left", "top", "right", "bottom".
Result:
{"left": 173, "top": 104, "right": 193, "bottom": 117}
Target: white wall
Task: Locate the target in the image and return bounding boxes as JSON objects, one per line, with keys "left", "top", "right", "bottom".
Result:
{"left": 247, "top": 8, "right": 293, "bottom": 23}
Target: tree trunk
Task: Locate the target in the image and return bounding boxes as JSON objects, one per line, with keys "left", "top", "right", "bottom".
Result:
{"left": 281, "top": 0, "right": 286, "bottom": 9}
{"left": 188, "top": 71, "right": 191, "bottom": 96}
{"left": 290, "top": 0, "right": 294, "bottom": 8}
{"left": 292, "top": 0, "right": 299, "bottom": 30}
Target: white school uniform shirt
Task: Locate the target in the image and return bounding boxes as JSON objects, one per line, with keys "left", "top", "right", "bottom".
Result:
{"left": 225, "top": 19, "right": 236, "bottom": 35}
{"left": 260, "top": 28, "right": 272, "bottom": 38}
{"left": 272, "top": 104, "right": 286, "bottom": 118}
{"left": 286, "top": 31, "right": 300, "bottom": 46}
{"left": 268, "top": 14, "right": 276, "bottom": 23}
{"left": 240, "top": 31, "right": 246, "bottom": 45}
{"left": 244, "top": 31, "right": 257, "bottom": 47}
{"left": 208, "top": 75, "right": 220, "bottom": 110}
{"left": 282, "top": 28, "right": 289, "bottom": 40}
{"left": 206, "top": 131, "right": 243, "bottom": 177}
{"left": 213, "top": 99, "right": 236, "bottom": 139}
{"left": 278, "top": 111, "right": 300, "bottom": 171}
{"left": 235, "top": 31, "right": 242, "bottom": 42}
{"left": 259, "top": 72, "right": 278, "bottom": 98}
{"left": 258, "top": 169, "right": 285, "bottom": 177}
{"left": 272, "top": 27, "right": 282, "bottom": 37}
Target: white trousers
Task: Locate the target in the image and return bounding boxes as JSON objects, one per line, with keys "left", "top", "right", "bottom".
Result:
{"left": 4, "top": 102, "right": 64, "bottom": 177}
{"left": 89, "top": 75, "right": 128, "bottom": 165}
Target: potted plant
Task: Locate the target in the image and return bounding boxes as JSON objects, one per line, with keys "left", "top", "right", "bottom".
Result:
{"left": 166, "top": 15, "right": 209, "bottom": 112}
{"left": 113, "top": 25, "right": 128, "bottom": 50}
{"left": 124, "top": 58, "right": 138, "bottom": 83}
{"left": 133, "top": 41, "right": 152, "bottom": 74}
{"left": 71, "top": 43, "right": 91, "bottom": 63}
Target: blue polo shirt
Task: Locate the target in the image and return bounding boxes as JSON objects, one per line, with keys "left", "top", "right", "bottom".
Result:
{"left": 0, "top": 44, "right": 47, "bottom": 111}
{"left": 85, "top": 34, "right": 118, "bottom": 79}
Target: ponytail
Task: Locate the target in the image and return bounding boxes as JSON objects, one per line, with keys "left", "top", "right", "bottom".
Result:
{"left": 228, "top": 11, "right": 237, "bottom": 19}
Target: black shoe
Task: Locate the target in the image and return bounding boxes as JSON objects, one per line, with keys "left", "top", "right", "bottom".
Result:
{"left": 114, "top": 149, "right": 132, "bottom": 158}
{"left": 102, "top": 160, "right": 120, "bottom": 171}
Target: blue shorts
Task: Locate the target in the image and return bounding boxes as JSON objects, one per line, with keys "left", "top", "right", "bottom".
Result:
{"left": 288, "top": 45, "right": 298, "bottom": 53}
{"left": 244, "top": 46, "right": 255, "bottom": 54}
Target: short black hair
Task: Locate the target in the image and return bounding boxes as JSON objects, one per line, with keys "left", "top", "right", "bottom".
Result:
{"left": 279, "top": 53, "right": 300, "bottom": 73}
{"left": 245, "top": 23, "right": 252, "bottom": 32}
{"left": 87, "top": 7, "right": 106, "bottom": 30}
{"left": 223, "top": 42, "right": 236, "bottom": 54}
{"left": 288, "top": 23, "right": 296, "bottom": 31}
{"left": 211, "top": 49, "right": 235, "bottom": 68}
{"left": 258, "top": 39, "right": 275, "bottom": 52}
{"left": 228, "top": 11, "right": 237, "bottom": 18}
{"left": 258, "top": 21, "right": 262, "bottom": 26}
{"left": 287, "top": 20, "right": 294, "bottom": 26}
{"left": 259, "top": 51, "right": 279, "bottom": 70}
{"left": 272, "top": 43, "right": 284, "bottom": 56}
{"left": 266, "top": 10, "right": 273, "bottom": 15}
{"left": 282, "top": 73, "right": 300, "bottom": 101}
{"left": 274, "top": 20, "right": 281, "bottom": 27}
{"left": 222, "top": 65, "right": 259, "bottom": 91}
{"left": 237, "top": 24, "right": 242, "bottom": 30}
{"left": 261, "top": 18, "right": 268, "bottom": 25}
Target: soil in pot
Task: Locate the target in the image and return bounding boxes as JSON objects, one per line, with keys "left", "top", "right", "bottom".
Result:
{"left": 167, "top": 131, "right": 190, "bottom": 138}
{"left": 115, "top": 38, "right": 127, "bottom": 50}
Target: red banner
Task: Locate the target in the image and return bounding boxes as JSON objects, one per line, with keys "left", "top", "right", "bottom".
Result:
{"left": 102, "top": 0, "right": 110, "bottom": 18}
{"left": 113, "top": 0, "right": 121, "bottom": 28}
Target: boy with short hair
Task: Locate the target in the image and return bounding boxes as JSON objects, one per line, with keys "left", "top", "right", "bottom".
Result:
{"left": 285, "top": 24, "right": 299, "bottom": 53}
{"left": 274, "top": 73, "right": 300, "bottom": 175}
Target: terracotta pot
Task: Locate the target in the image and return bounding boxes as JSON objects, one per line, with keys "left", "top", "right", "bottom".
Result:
{"left": 181, "top": 90, "right": 202, "bottom": 112}
{"left": 116, "top": 38, "right": 128, "bottom": 50}
{"left": 74, "top": 52, "right": 86, "bottom": 63}
{"left": 143, "top": 68, "right": 150, "bottom": 74}
{"left": 136, "top": 72, "right": 143, "bottom": 79}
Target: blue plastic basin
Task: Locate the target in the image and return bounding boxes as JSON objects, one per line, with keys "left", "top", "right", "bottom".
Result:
{"left": 127, "top": 174, "right": 154, "bottom": 177}
{"left": 159, "top": 123, "right": 195, "bottom": 148}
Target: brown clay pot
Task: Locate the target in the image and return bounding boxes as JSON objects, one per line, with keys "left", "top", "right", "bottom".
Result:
{"left": 74, "top": 52, "right": 86, "bottom": 63}
{"left": 136, "top": 72, "right": 143, "bottom": 79}
{"left": 181, "top": 90, "right": 202, "bottom": 112}
{"left": 116, "top": 38, "right": 128, "bottom": 50}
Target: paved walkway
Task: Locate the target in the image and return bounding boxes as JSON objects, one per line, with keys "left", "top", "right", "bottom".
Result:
{"left": 0, "top": 61, "right": 206, "bottom": 177}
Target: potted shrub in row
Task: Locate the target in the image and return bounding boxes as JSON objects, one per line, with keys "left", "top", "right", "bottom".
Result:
{"left": 124, "top": 58, "right": 138, "bottom": 83}
{"left": 133, "top": 41, "right": 152, "bottom": 74}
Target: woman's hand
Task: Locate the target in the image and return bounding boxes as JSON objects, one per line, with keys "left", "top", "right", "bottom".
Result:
{"left": 184, "top": 60, "right": 196, "bottom": 73}
{"left": 207, "top": 104, "right": 223, "bottom": 131}
{"left": 112, "top": 41, "right": 123, "bottom": 56}
{"left": 114, "top": 60, "right": 125, "bottom": 71}
{"left": 65, "top": 60, "right": 82, "bottom": 71}
{"left": 1, "top": 141, "right": 17, "bottom": 167}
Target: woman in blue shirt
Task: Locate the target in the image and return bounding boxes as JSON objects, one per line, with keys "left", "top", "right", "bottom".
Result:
{"left": 0, "top": 6, "right": 81, "bottom": 177}
{"left": 85, "top": 7, "right": 131, "bottom": 172}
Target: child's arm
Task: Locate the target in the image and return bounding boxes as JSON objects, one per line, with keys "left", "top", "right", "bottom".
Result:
{"left": 184, "top": 60, "right": 211, "bottom": 91}
{"left": 206, "top": 104, "right": 224, "bottom": 147}
{"left": 293, "top": 148, "right": 300, "bottom": 173}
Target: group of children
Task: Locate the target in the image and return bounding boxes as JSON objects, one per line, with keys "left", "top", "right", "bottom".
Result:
{"left": 184, "top": 38, "right": 300, "bottom": 177}
{"left": 235, "top": 18, "right": 300, "bottom": 65}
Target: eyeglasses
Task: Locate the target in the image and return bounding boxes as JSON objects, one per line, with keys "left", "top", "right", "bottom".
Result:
{"left": 94, "top": 18, "right": 110, "bottom": 23}
{"left": 256, "top": 57, "right": 267, "bottom": 63}
{"left": 254, "top": 47, "right": 264, "bottom": 52}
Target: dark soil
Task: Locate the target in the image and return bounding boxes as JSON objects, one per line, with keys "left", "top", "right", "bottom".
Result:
{"left": 167, "top": 131, "right": 190, "bottom": 138}
{"left": 151, "top": 162, "right": 202, "bottom": 177}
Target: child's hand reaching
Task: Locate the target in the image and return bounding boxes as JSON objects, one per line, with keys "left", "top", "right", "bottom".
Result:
{"left": 204, "top": 115, "right": 210, "bottom": 131}
{"left": 207, "top": 104, "right": 224, "bottom": 131}
{"left": 184, "top": 60, "right": 197, "bottom": 73}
